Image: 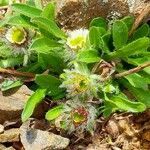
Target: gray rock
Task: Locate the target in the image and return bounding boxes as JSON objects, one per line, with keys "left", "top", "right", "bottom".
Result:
{"left": 0, "top": 85, "right": 32, "bottom": 124}
{"left": 20, "top": 120, "right": 70, "bottom": 150}
{"left": 0, "top": 128, "right": 20, "bottom": 143}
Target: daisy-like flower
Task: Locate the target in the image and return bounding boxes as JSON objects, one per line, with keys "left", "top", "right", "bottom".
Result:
{"left": 6, "top": 26, "right": 27, "bottom": 45}
{"left": 66, "top": 29, "right": 89, "bottom": 51}
{"left": 60, "top": 63, "right": 102, "bottom": 99}
{"left": 54, "top": 100, "right": 98, "bottom": 134}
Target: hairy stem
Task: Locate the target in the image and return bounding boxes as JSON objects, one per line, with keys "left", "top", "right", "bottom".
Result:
{"left": 114, "top": 61, "right": 150, "bottom": 78}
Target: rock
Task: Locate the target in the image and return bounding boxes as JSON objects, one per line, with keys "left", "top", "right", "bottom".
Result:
{"left": 0, "top": 85, "right": 49, "bottom": 124}
{"left": 55, "top": 0, "right": 149, "bottom": 29}
{"left": 5, "top": 147, "right": 16, "bottom": 150}
{"left": 134, "top": 109, "right": 150, "bottom": 123}
{"left": 0, "top": 144, "right": 6, "bottom": 149}
{"left": 0, "top": 124, "right": 4, "bottom": 134}
{"left": 142, "top": 130, "right": 150, "bottom": 142}
{"left": 142, "top": 140, "right": 150, "bottom": 149}
{"left": 0, "top": 144, "right": 16, "bottom": 150}
{"left": 0, "top": 128, "right": 20, "bottom": 143}
{"left": 106, "top": 119, "right": 120, "bottom": 138}
{"left": 20, "top": 120, "right": 70, "bottom": 150}
{"left": 87, "top": 144, "right": 111, "bottom": 150}
{"left": 0, "top": 85, "right": 32, "bottom": 124}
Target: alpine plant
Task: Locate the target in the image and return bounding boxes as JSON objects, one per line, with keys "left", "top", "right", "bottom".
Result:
{"left": 0, "top": 2, "right": 150, "bottom": 134}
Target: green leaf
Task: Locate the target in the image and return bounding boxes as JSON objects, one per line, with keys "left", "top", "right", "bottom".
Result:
{"left": 1, "top": 80, "right": 23, "bottom": 92}
{"left": 35, "top": 74, "right": 64, "bottom": 97}
{"left": 21, "top": 88, "right": 47, "bottom": 122}
{"left": 120, "top": 79, "right": 150, "bottom": 107}
{"left": 45, "top": 105, "right": 65, "bottom": 121}
{"left": 113, "top": 20, "right": 128, "bottom": 49}
{"left": 7, "top": 15, "right": 36, "bottom": 28}
{"left": 77, "top": 50, "right": 101, "bottom": 63}
{"left": 32, "top": 17, "right": 66, "bottom": 39}
{"left": 126, "top": 57, "right": 150, "bottom": 75}
{"left": 89, "top": 26, "right": 106, "bottom": 48}
{"left": 0, "top": 57, "right": 23, "bottom": 68}
{"left": 100, "top": 33, "right": 111, "bottom": 53}
{"left": 41, "top": 2, "right": 55, "bottom": 20}
{"left": 38, "top": 52, "right": 64, "bottom": 73}
{"left": 0, "top": 45, "right": 12, "bottom": 58}
{"left": 12, "top": 3, "right": 42, "bottom": 18}
{"left": 125, "top": 73, "right": 148, "bottom": 90}
{"left": 107, "top": 95, "right": 146, "bottom": 113}
{"left": 121, "top": 16, "right": 134, "bottom": 30}
{"left": 30, "top": 37, "right": 62, "bottom": 53}
{"left": 107, "top": 37, "right": 150, "bottom": 60}
{"left": 90, "top": 17, "right": 107, "bottom": 29}
{"left": 131, "top": 23, "right": 150, "bottom": 40}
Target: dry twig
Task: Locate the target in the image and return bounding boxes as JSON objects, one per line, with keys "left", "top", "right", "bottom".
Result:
{"left": 0, "top": 67, "right": 35, "bottom": 78}
{"left": 129, "top": 3, "right": 150, "bottom": 35}
{"left": 114, "top": 61, "right": 150, "bottom": 78}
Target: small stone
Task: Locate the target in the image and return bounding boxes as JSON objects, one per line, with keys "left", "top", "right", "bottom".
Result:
{"left": 142, "top": 130, "right": 150, "bottom": 142}
{"left": 0, "top": 124, "right": 4, "bottom": 134}
{"left": 0, "top": 144, "right": 6, "bottom": 149}
{"left": 0, "top": 85, "right": 32, "bottom": 124}
{"left": 87, "top": 144, "right": 111, "bottom": 150}
{"left": 5, "top": 147, "right": 16, "bottom": 150}
{"left": 106, "top": 119, "right": 120, "bottom": 138}
{"left": 142, "top": 140, "right": 150, "bottom": 149}
{"left": 0, "top": 128, "right": 20, "bottom": 143}
{"left": 20, "top": 120, "right": 70, "bottom": 150}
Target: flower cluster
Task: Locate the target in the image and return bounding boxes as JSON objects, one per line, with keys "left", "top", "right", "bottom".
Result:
{"left": 57, "top": 30, "right": 102, "bottom": 132}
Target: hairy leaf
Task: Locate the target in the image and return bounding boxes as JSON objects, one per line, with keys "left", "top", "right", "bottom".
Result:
{"left": 45, "top": 105, "right": 65, "bottom": 121}
{"left": 21, "top": 88, "right": 47, "bottom": 122}
{"left": 121, "top": 16, "right": 134, "bottom": 30}
{"left": 35, "top": 74, "right": 64, "bottom": 98}
{"left": 107, "top": 37, "right": 150, "bottom": 59}
{"left": 90, "top": 17, "right": 107, "bottom": 29}
{"left": 41, "top": 2, "right": 55, "bottom": 20}
{"left": 32, "top": 17, "right": 66, "bottom": 39}
{"left": 77, "top": 50, "right": 101, "bottom": 63}
{"left": 1, "top": 80, "right": 23, "bottom": 92}
{"left": 131, "top": 23, "right": 149, "bottom": 40}
{"left": 12, "top": 3, "right": 42, "bottom": 18}
{"left": 89, "top": 26, "right": 106, "bottom": 48}
{"left": 30, "top": 37, "right": 62, "bottom": 53}
{"left": 113, "top": 20, "right": 128, "bottom": 49}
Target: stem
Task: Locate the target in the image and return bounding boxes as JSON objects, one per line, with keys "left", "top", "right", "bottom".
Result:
{"left": 114, "top": 61, "right": 150, "bottom": 78}
{"left": 0, "top": 68, "right": 35, "bottom": 78}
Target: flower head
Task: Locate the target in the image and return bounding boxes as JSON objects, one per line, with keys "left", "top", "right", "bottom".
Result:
{"left": 60, "top": 63, "right": 102, "bottom": 99}
{"left": 6, "top": 26, "right": 27, "bottom": 45}
{"left": 54, "top": 100, "right": 97, "bottom": 134}
{"left": 66, "top": 29, "right": 89, "bottom": 50}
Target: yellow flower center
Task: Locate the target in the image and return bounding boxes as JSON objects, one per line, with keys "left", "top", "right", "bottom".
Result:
{"left": 69, "top": 36, "right": 85, "bottom": 49}
{"left": 71, "top": 73, "right": 90, "bottom": 94}
{"left": 12, "top": 29, "right": 26, "bottom": 44}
